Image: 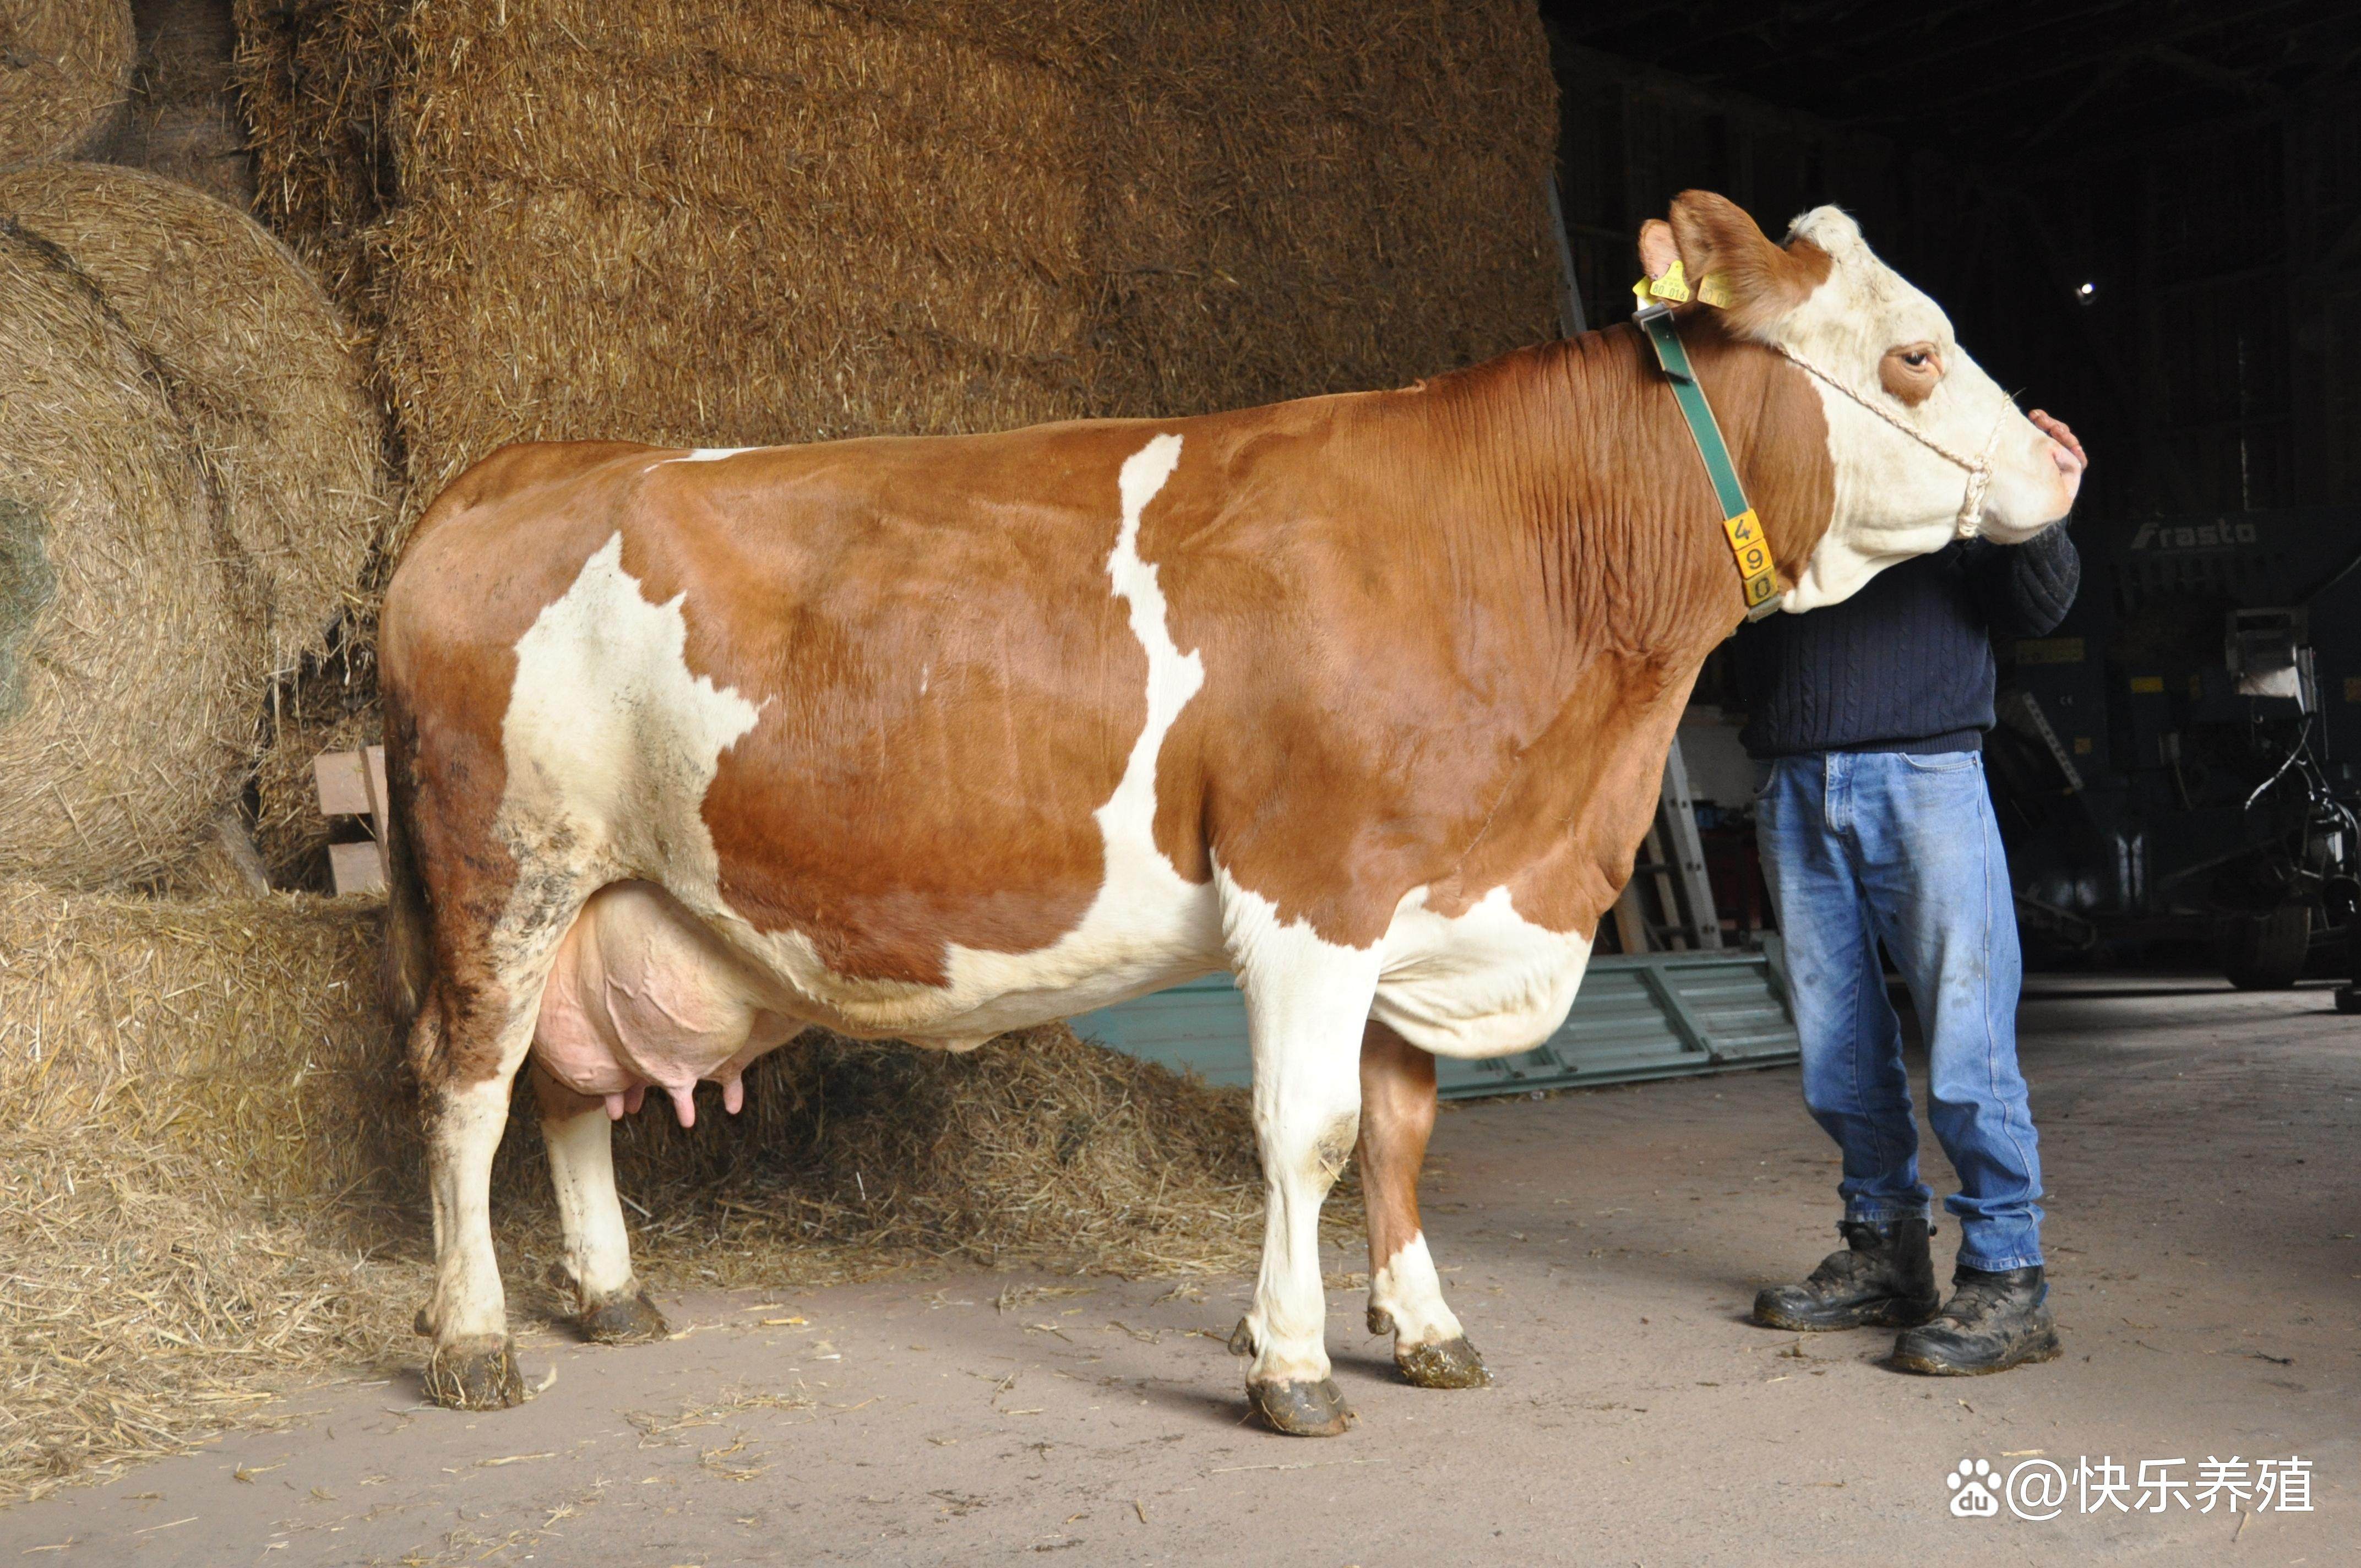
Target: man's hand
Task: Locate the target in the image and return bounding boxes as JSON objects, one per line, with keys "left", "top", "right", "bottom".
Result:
{"left": 2028, "top": 409, "right": 2087, "bottom": 476}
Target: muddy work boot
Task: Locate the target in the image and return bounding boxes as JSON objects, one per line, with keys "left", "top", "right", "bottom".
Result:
{"left": 1892, "top": 1264, "right": 2061, "bottom": 1376}
{"left": 1752, "top": 1217, "right": 1939, "bottom": 1332}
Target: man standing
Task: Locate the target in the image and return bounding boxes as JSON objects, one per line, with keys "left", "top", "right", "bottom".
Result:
{"left": 1743, "top": 410, "right": 2086, "bottom": 1375}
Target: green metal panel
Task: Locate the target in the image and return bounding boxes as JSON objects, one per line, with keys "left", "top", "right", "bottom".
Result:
{"left": 1069, "top": 939, "right": 1798, "bottom": 1101}
{"left": 1069, "top": 975, "right": 1256, "bottom": 1087}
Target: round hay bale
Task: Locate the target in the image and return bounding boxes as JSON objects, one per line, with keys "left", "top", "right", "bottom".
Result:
{"left": 0, "top": 230, "right": 262, "bottom": 888}
{"left": 0, "top": 162, "right": 391, "bottom": 669}
{"left": 0, "top": 0, "right": 132, "bottom": 170}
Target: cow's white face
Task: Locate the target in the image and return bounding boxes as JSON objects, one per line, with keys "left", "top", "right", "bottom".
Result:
{"left": 1642, "top": 193, "right": 2085, "bottom": 613}
{"left": 1768, "top": 206, "right": 2081, "bottom": 609}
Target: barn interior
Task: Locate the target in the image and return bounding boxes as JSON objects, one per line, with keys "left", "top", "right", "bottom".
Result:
{"left": 0, "top": 1, "right": 2355, "bottom": 1560}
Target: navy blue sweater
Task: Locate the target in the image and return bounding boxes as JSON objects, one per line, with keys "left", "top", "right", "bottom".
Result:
{"left": 1734, "top": 527, "right": 2080, "bottom": 759}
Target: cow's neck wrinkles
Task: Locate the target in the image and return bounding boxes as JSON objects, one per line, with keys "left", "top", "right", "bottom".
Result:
{"left": 1351, "top": 318, "right": 1832, "bottom": 701}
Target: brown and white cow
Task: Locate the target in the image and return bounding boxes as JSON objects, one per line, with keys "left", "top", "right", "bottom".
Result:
{"left": 379, "top": 192, "right": 2082, "bottom": 1436}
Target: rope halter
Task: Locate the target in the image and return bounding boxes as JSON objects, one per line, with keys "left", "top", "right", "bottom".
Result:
{"left": 1772, "top": 344, "right": 2008, "bottom": 539}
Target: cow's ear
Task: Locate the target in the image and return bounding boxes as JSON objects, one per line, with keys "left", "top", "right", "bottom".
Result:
{"left": 1638, "top": 219, "right": 1680, "bottom": 283}
{"left": 1663, "top": 190, "right": 1828, "bottom": 336}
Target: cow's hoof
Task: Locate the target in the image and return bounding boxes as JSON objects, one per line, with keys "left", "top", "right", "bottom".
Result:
{"left": 422, "top": 1336, "right": 526, "bottom": 1410}
{"left": 1248, "top": 1378, "right": 1353, "bottom": 1438}
{"left": 579, "top": 1288, "right": 670, "bottom": 1344}
{"left": 1394, "top": 1335, "right": 1492, "bottom": 1389}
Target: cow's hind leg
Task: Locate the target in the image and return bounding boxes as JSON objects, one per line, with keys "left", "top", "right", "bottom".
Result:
{"left": 532, "top": 1063, "right": 669, "bottom": 1343}
{"left": 412, "top": 978, "right": 541, "bottom": 1409}
{"left": 1227, "top": 917, "right": 1383, "bottom": 1437}
{"left": 1359, "top": 1021, "right": 1488, "bottom": 1389}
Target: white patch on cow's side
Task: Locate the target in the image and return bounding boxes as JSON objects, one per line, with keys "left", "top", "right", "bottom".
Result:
{"left": 1217, "top": 864, "right": 1384, "bottom": 1389}
{"left": 501, "top": 534, "right": 762, "bottom": 897}
{"left": 1374, "top": 883, "right": 1592, "bottom": 1058}
{"left": 667, "top": 447, "right": 760, "bottom": 463}
{"left": 1369, "top": 1232, "right": 1464, "bottom": 1351}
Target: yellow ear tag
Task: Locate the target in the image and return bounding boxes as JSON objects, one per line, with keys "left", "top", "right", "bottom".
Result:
{"left": 1634, "top": 259, "right": 1733, "bottom": 310}
{"left": 1644, "top": 257, "right": 1693, "bottom": 304}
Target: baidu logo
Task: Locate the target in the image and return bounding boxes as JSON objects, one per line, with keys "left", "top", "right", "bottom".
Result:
{"left": 1948, "top": 1454, "right": 2310, "bottom": 1521}
{"left": 1948, "top": 1459, "right": 2001, "bottom": 1517}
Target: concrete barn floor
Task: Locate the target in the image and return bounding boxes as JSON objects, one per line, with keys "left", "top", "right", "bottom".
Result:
{"left": 2, "top": 974, "right": 2354, "bottom": 1566}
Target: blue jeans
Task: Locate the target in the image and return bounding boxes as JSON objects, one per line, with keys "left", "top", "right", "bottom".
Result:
{"left": 1755, "top": 751, "right": 2044, "bottom": 1272}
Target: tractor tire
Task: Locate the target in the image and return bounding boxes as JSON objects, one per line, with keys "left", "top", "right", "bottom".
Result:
{"left": 2215, "top": 905, "right": 2312, "bottom": 991}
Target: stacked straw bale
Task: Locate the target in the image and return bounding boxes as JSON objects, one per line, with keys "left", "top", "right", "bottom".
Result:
{"left": 225, "top": 0, "right": 1555, "bottom": 883}
{"left": 231, "top": 0, "right": 406, "bottom": 314}
{"left": 236, "top": 0, "right": 1559, "bottom": 513}
{"left": 0, "top": 229, "right": 258, "bottom": 890}
{"left": 0, "top": 885, "right": 410, "bottom": 1502}
{"left": 0, "top": 0, "right": 133, "bottom": 171}
{"left": 0, "top": 162, "right": 391, "bottom": 671}
{"left": 116, "top": 0, "right": 258, "bottom": 209}
{"left": 0, "top": 881, "right": 1306, "bottom": 1501}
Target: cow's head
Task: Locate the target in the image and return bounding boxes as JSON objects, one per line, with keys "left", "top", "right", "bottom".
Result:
{"left": 1639, "top": 190, "right": 2084, "bottom": 612}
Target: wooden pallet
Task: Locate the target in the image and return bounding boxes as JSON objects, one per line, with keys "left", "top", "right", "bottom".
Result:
{"left": 313, "top": 744, "right": 389, "bottom": 895}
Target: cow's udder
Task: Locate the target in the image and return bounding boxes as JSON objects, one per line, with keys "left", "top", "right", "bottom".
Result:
{"left": 531, "top": 881, "right": 796, "bottom": 1126}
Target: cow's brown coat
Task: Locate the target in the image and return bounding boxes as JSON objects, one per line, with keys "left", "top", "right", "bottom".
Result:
{"left": 384, "top": 313, "right": 1830, "bottom": 1061}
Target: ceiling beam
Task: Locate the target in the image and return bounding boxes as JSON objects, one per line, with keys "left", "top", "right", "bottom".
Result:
{"left": 1669, "top": 0, "right": 2137, "bottom": 93}
{"left": 2014, "top": 55, "right": 2134, "bottom": 153}
{"left": 1860, "top": 0, "right": 2318, "bottom": 113}
{"left": 1568, "top": 0, "right": 2325, "bottom": 128}
{"left": 2147, "top": 43, "right": 2284, "bottom": 105}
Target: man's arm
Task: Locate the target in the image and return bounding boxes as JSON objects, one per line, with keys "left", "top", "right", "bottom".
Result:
{"left": 1960, "top": 410, "right": 2084, "bottom": 638}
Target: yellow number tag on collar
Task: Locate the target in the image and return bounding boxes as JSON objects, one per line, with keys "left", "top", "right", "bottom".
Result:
{"left": 1721, "top": 508, "right": 1782, "bottom": 612}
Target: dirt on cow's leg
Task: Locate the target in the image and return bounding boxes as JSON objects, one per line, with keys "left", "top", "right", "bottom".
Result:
{"left": 533, "top": 1063, "right": 669, "bottom": 1344}
{"left": 1230, "top": 935, "right": 1383, "bottom": 1438}
{"left": 411, "top": 983, "right": 540, "bottom": 1412}
{"left": 1358, "top": 1021, "right": 1490, "bottom": 1390}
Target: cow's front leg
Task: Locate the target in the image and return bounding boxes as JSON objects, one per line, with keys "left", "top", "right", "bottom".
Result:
{"left": 1359, "top": 1021, "right": 1489, "bottom": 1388}
{"left": 1227, "top": 911, "right": 1383, "bottom": 1437}
{"left": 532, "top": 1063, "right": 669, "bottom": 1344}
{"left": 412, "top": 986, "right": 537, "bottom": 1410}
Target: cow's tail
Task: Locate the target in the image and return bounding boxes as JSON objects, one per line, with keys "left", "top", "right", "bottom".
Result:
{"left": 380, "top": 722, "right": 433, "bottom": 1031}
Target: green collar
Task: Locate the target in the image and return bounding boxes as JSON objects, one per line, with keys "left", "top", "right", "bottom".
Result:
{"left": 1633, "top": 302, "right": 1787, "bottom": 620}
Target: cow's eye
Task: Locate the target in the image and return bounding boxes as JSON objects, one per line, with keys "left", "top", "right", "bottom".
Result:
{"left": 1879, "top": 346, "right": 1944, "bottom": 405}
